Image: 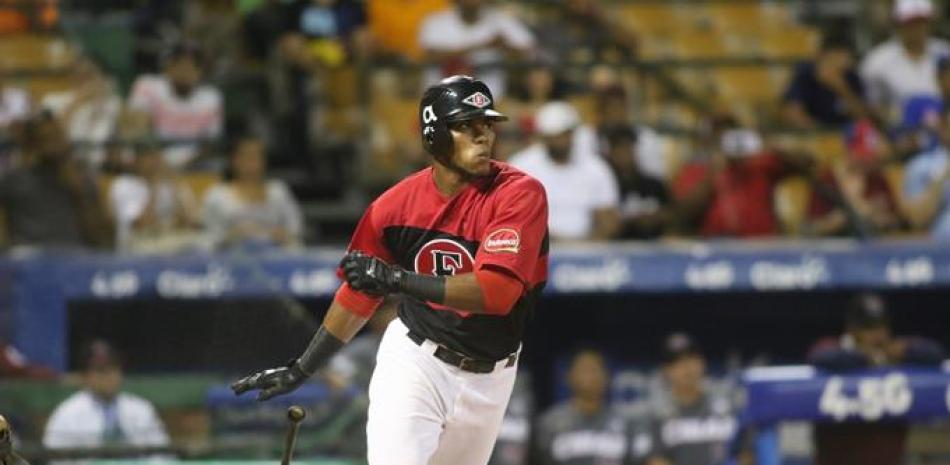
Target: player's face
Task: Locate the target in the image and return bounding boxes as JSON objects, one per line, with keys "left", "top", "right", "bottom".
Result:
{"left": 449, "top": 116, "right": 496, "bottom": 177}
{"left": 568, "top": 351, "right": 609, "bottom": 400}
{"left": 84, "top": 365, "right": 123, "bottom": 400}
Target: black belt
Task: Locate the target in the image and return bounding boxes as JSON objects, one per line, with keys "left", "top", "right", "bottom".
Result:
{"left": 406, "top": 330, "right": 517, "bottom": 374}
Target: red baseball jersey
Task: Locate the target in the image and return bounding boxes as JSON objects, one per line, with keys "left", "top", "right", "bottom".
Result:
{"left": 345, "top": 160, "right": 549, "bottom": 360}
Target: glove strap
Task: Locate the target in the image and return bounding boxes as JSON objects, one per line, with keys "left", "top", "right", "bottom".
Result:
{"left": 395, "top": 268, "right": 447, "bottom": 304}
{"left": 296, "top": 325, "right": 345, "bottom": 376}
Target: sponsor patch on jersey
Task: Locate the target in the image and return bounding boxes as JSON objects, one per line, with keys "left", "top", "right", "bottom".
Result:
{"left": 414, "top": 238, "right": 476, "bottom": 277}
{"left": 462, "top": 91, "right": 491, "bottom": 109}
{"left": 484, "top": 228, "right": 520, "bottom": 253}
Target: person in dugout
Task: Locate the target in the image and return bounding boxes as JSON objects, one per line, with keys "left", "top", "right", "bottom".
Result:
{"left": 808, "top": 292, "right": 946, "bottom": 465}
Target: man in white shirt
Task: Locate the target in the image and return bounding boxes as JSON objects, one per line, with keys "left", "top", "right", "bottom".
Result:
{"left": 43, "top": 340, "right": 170, "bottom": 461}
{"left": 860, "top": 0, "right": 950, "bottom": 123}
{"left": 418, "top": 0, "right": 535, "bottom": 97}
{"left": 509, "top": 101, "right": 620, "bottom": 241}
{"left": 128, "top": 42, "right": 223, "bottom": 169}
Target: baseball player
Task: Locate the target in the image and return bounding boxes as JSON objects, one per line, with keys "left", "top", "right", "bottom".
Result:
{"left": 232, "top": 75, "right": 549, "bottom": 465}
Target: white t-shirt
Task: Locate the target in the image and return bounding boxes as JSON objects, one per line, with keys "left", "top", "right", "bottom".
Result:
{"left": 42, "top": 89, "right": 121, "bottom": 167}
{"left": 128, "top": 75, "right": 223, "bottom": 168}
{"left": 510, "top": 138, "right": 619, "bottom": 240}
{"left": 418, "top": 7, "right": 535, "bottom": 96}
{"left": 43, "top": 390, "right": 169, "bottom": 460}
{"left": 0, "top": 86, "right": 30, "bottom": 129}
{"left": 109, "top": 175, "right": 194, "bottom": 252}
{"left": 860, "top": 37, "right": 950, "bottom": 120}
{"left": 202, "top": 180, "right": 303, "bottom": 249}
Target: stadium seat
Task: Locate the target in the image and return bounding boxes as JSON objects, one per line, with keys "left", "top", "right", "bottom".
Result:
{"left": 804, "top": 133, "right": 847, "bottom": 167}
{"left": 773, "top": 176, "right": 812, "bottom": 235}
{"left": 615, "top": 4, "right": 705, "bottom": 35}
{"left": 759, "top": 27, "right": 819, "bottom": 58}
{"left": 0, "top": 35, "right": 74, "bottom": 71}
{"left": 713, "top": 67, "right": 784, "bottom": 103}
{"left": 672, "top": 31, "right": 731, "bottom": 59}
{"left": 707, "top": 3, "right": 792, "bottom": 35}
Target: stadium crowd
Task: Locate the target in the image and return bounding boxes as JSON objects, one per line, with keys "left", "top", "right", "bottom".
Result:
{"left": 2, "top": 0, "right": 950, "bottom": 465}
{"left": 1, "top": 0, "right": 950, "bottom": 250}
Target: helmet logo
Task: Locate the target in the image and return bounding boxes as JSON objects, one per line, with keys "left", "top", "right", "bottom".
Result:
{"left": 422, "top": 105, "right": 438, "bottom": 123}
{"left": 462, "top": 92, "right": 491, "bottom": 109}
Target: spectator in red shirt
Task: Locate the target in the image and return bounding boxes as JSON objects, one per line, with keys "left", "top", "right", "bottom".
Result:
{"left": 673, "top": 115, "right": 808, "bottom": 237}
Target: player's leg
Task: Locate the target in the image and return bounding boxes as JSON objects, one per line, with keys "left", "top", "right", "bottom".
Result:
{"left": 427, "top": 362, "right": 518, "bottom": 465}
{"left": 366, "top": 318, "right": 455, "bottom": 465}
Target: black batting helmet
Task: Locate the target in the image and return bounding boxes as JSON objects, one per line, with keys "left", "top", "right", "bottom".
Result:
{"left": 419, "top": 75, "right": 508, "bottom": 159}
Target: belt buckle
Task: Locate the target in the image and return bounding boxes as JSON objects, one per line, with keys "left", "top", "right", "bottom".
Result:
{"left": 458, "top": 357, "right": 480, "bottom": 372}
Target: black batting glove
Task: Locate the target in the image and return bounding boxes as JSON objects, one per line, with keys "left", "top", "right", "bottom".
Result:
{"left": 340, "top": 251, "right": 403, "bottom": 296}
{"left": 231, "top": 361, "right": 310, "bottom": 401}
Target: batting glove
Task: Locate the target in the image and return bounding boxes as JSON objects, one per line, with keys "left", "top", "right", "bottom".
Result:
{"left": 231, "top": 361, "right": 310, "bottom": 401}
{"left": 340, "top": 251, "right": 403, "bottom": 296}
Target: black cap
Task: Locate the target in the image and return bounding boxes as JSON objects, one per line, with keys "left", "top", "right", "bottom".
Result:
{"left": 79, "top": 339, "right": 122, "bottom": 371}
{"left": 845, "top": 293, "right": 889, "bottom": 329}
{"left": 661, "top": 332, "right": 702, "bottom": 365}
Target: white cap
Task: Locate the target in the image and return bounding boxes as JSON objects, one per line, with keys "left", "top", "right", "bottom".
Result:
{"left": 893, "top": 0, "right": 933, "bottom": 22}
{"left": 535, "top": 101, "right": 581, "bottom": 136}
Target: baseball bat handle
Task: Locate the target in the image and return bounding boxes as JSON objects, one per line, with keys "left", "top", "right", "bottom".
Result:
{"left": 281, "top": 407, "right": 305, "bottom": 465}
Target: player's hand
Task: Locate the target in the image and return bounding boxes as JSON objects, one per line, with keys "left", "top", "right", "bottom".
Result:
{"left": 231, "top": 361, "right": 310, "bottom": 401}
{"left": 340, "top": 251, "right": 402, "bottom": 296}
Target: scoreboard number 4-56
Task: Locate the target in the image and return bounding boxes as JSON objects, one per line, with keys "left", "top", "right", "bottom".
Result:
{"left": 819, "top": 373, "right": 913, "bottom": 421}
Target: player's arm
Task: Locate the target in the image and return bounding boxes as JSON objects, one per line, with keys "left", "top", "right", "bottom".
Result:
{"left": 231, "top": 291, "right": 385, "bottom": 401}
{"left": 341, "top": 253, "right": 523, "bottom": 315}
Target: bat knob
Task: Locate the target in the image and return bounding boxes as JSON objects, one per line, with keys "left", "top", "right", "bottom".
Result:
{"left": 287, "top": 406, "right": 306, "bottom": 423}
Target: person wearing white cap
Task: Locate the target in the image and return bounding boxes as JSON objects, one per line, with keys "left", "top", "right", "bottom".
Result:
{"left": 860, "top": 0, "right": 950, "bottom": 123}
{"left": 509, "top": 101, "right": 620, "bottom": 241}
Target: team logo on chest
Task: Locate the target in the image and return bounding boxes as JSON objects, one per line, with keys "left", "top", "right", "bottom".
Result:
{"left": 414, "top": 239, "right": 475, "bottom": 277}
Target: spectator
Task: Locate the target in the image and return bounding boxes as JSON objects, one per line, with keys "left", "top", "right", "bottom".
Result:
{"left": 418, "top": 0, "right": 535, "bottom": 97}
{"left": 202, "top": 136, "right": 304, "bottom": 250}
{"left": 43, "top": 340, "right": 170, "bottom": 456}
{"left": 41, "top": 56, "right": 122, "bottom": 168}
{"left": 940, "top": 56, "right": 950, "bottom": 105}
{"left": 860, "top": 0, "right": 950, "bottom": 123}
{"left": 532, "top": 349, "right": 629, "bottom": 465}
{"left": 242, "top": 0, "right": 297, "bottom": 64}
{"left": 672, "top": 114, "right": 806, "bottom": 238}
{"left": 0, "top": 112, "right": 113, "bottom": 249}
{"left": 183, "top": 0, "right": 241, "bottom": 80}
{"left": 594, "top": 85, "right": 669, "bottom": 180}
{"left": 510, "top": 101, "right": 620, "bottom": 241}
{"left": 632, "top": 333, "right": 745, "bottom": 465}
{"left": 367, "top": 0, "right": 446, "bottom": 60}
{"left": 128, "top": 41, "right": 223, "bottom": 169}
{"left": 808, "top": 293, "right": 945, "bottom": 465}
{"left": 782, "top": 33, "right": 869, "bottom": 129}
{"left": 602, "top": 125, "right": 673, "bottom": 240}
{"left": 108, "top": 142, "right": 200, "bottom": 253}
{"left": 292, "top": 0, "right": 368, "bottom": 67}
{"left": 534, "top": 0, "right": 638, "bottom": 88}
{"left": 804, "top": 132, "right": 905, "bottom": 237}
{"left": 0, "top": 79, "right": 30, "bottom": 134}
{"left": 0, "top": 78, "right": 31, "bottom": 167}
{"left": 899, "top": 109, "right": 950, "bottom": 238}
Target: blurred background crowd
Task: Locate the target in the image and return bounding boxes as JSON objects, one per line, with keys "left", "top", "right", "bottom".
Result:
{"left": 3, "top": 0, "right": 950, "bottom": 251}
{"left": 3, "top": 0, "right": 950, "bottom": 465}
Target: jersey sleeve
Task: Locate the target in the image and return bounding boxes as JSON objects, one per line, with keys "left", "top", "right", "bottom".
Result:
{"left": 335, "top": 202, "right": 393, "bottom": 316}
{"left": 475, "top": 178, "right": 548, "bottom": 285}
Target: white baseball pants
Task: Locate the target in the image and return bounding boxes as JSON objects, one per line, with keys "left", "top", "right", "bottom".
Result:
{"left": 366, "top": 318, "right": 518, "bottom": 465}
